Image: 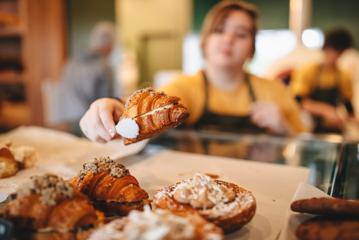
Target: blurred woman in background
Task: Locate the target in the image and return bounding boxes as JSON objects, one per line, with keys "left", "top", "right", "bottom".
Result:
{"left": 79, "top": 0, "right": 305, "bottom": 143}
{"left": 291, "top": 28, "right": 354, "bottom": 133}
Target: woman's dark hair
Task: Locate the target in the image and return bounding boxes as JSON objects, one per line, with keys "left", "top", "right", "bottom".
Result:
{"left": 323, "top": 28, "right": 353, "bottom": 52}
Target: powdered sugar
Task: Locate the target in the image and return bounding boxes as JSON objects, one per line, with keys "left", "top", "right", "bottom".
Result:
{"left": 88, "top": 207, "right": 196, "bottom": 240}
{"left": 172, "top": 173, "right": 236, "bottom": 209}
{"left": 154, "top": 173, "right": 255, "bottom": 220}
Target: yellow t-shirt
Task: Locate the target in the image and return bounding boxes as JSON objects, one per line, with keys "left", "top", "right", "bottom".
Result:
{"left": 291, "top": 63, "right": 353, "bottom": 101}
{"left": 160, "top": 70, "right": 305, "bottom": 133}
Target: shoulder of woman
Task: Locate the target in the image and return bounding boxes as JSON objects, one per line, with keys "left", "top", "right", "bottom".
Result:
{"left": 249, "top": 74, "right": 285, "bottom": 90}
{"left": 161, "top": 71, "right": 203, "bottom": 89}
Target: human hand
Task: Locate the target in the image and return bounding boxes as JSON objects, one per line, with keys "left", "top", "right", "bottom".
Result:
{"left": 79, "top": 98, "right": 124, "bottom": 143}
{"left": 250, "top": 101, "right": 288, "bottom": 135}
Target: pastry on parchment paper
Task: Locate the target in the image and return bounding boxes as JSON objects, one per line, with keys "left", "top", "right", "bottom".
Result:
{"left": 3, "top": 174, "right": 103, "bottom": 232}
{"left": 291, "top": 197, "right": 359, "bottom": 217}
{"left": 0, "top": 142, "right": 37, "bottom": 178}
{"left": 71, "top": 157, "right": 149, "bottom": 216}
{"left": 153, "top": 173, "right": 256, "bottom": 233}
{"left": 88, "top": 207, "right": 224, "bottom": 240}
{"left": 295, "top": 216, "right": 359, "bottom": 240}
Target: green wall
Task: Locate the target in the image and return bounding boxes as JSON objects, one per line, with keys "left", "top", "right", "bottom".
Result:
{"left": 248, "top": 0, "right": 289, "bottom": 29}
{"left": 193, "top": 0, "right": 219, "bottom": 32}
{"left": 192, "top": 0, "right": 289, "bottom": 32}
{"left": 66, "top": 0, "right": 115, "bottom": 56}
{"left": 312, "top": 0, "right": 359, "bottom": 49}
{"left": 192, "top": 0, "right": 358, "bottom": 49}
{"left": 66, "top": 0, "right": 358, "bottom": 55}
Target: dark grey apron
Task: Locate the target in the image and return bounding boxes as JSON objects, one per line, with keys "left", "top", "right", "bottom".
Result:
{"left": 193, "top": 71, "right": 266, "bottom": 134}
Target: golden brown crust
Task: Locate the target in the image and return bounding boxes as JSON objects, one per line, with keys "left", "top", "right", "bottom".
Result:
{"left": 93, "top": 198, "right": 151, "bottom": 217}
{"left": 153, "top": 180, "right": 256, "bottom": 233}
{"left": 121, "top": 88, "right": 189, "bottom": 145}
{"left": 296, "top": 216, "right": 359, "bottom": 240}
{"left": 4, "top": 192, "right": 101, "bottom": 232}
{"left": 291, "top": 197, "right": 359, "bottom": 217}
{"left": 0, "top": 147, "right": 19, "bottom": 178}
{"left": 71, "top": 164, "right": 149, "bottom": 216}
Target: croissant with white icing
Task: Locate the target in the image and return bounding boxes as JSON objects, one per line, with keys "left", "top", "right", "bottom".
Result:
{"left": 70, "top": 157, "right": 149, "bottom": 216}
{"left": 153, "top": 173, "right": 256, "bottom": 233}
{"left": 3, "top": 174, "right": 102, "bottom": 232}
{"left": 116, "top": 88, "right": 189, "bottom": 145}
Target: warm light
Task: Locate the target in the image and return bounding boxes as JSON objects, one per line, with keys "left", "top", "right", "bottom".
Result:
{"left": 302, "top": 29, "right": 324, "bottom": 49}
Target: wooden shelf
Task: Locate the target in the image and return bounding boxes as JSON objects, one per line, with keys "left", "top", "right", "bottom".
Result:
{"left": 0, "top": 71, "right": 22, "bottom": 84}
{"left": 0, "top": 26, "right": 23, "bottom": 37}
{"left": 0, "top": 101, "right": 31, "bottom": 128}
{"left": 0, "top": 0, "right": 66, "bottom": 127}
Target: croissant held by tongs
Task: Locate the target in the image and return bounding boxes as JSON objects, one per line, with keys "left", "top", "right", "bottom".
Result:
{"left": 116, "top": 88, "right": 189, "bottom": 145}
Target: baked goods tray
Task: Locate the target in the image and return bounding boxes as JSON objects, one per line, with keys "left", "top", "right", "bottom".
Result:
{"left": 127, "top": 150, "right": 309, "bottom": 240}
{"left": 0, "top": 127, "right": 309, "bottom": 239}
{"left": 0, "top": 126, "right": 147, "bottom": 202}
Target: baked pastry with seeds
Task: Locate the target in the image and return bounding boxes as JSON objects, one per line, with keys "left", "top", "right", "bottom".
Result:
{"left": 291, "top": 197, "right": 359, "bottom": 217}
{"left": 295, "top": 216, "right": 359, "bottom": 240}
{"left": 153, "top": 173, "right": 256, "bottom": 233}
{"left": 70, "top": 157, "right": 149, "bottom": 216}
{"left": 3, "top": 174, "right": 102, "bottom": 232}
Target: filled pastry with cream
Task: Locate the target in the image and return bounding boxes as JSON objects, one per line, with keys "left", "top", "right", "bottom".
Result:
{"left": 153, "top": 173, "right": 256, "bottom": 233}
{"left": 116, "top": 88, "right": 189, "bottom": 145}
{"left": 88, "top": 207, "right": 223, "bottom": 240}
{"left": 70, "top": 157, "right": 149, "bottom": 216}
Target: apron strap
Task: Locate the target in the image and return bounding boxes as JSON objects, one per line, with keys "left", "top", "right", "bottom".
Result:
{"left": 202, "top": 71, "right": 257, "bottom": 111}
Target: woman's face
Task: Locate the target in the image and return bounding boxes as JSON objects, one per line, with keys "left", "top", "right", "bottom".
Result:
{"left": 204, "top": 10, "right": 254, "bottom": 69}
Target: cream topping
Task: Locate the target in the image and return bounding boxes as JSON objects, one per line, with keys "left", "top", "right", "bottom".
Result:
{"left": 116, "top": 118, "right": 140, "bottom": 139}
{"left": 138, "top": 103, "right": 174, "bottom": 118}
{"left": 172, "top": 173, "right": 236, "bottom": 209}
{"left": 89, "top": 207, "right": 195, "bottom": 240}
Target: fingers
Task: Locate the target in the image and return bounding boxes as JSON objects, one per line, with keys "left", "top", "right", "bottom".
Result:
{"left": 80, "top": 109, "right": 111, "bottom": 143}
{"left": 98, "top": 103, "right": 118, "bottom": 138}
{"left": 250, "top": 102, "right": 282, "bottom": 132}
{"left": 79, "top": 98, "right": 124, "bottom": 143}
{"left": 250, "top": 109, "right": 269, "bottom": 128}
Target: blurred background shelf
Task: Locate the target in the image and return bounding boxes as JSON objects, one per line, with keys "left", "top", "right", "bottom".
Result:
{"left": 0, "top": 0, "right": 66, "bottom": 130}
{"left": 0, "top": 26, "right": 23, "bottom": 37}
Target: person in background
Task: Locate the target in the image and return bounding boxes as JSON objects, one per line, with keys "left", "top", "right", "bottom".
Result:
{"left": 57, "top": 21, "right": 116, "bottom": 134}
{"left": 291, "top": 28, "right": 355, "bottom": 133}
{"left": 79, "top": 1, "right": 305, "bottom": 143}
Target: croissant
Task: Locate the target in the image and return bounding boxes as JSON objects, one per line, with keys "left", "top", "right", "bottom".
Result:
{"left": 70, "top": 157, "right": 149, "bottom": 216}
{"left": 116, "top": 88, "right": 189, "bottom": 145}
{"left": 88, "top": 207, "right": 224, "bottom": 240}
{"left": 0, "top": 147, "right": 18, "bottom": 178}
{"left": 3, "top": 174, "right": 102, "bottom": 232}
{"left": 153, "top": 173, "right": 256, "bottom": 234}
{"left": 0, "top": 142, "right": 37, "bottom": 178}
